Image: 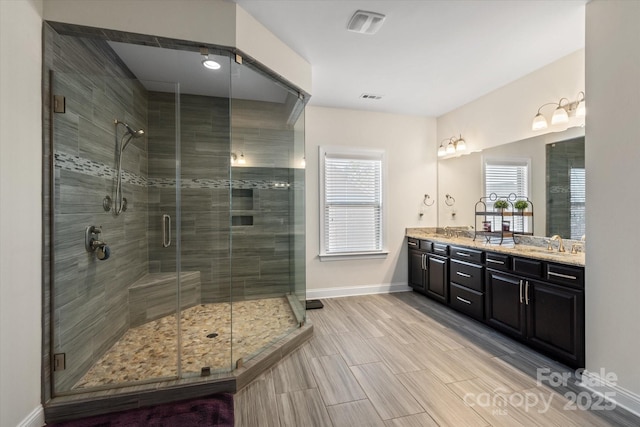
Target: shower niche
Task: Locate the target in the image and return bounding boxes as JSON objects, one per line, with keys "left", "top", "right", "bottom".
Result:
{"left": 43, "top": 22, "right": 308, "bottom": 420}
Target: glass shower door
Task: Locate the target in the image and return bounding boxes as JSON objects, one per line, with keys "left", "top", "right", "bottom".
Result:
{"left": 228, "top": 57, "right": 307, "bottom": 368}
{"left": 50, "top": 71, "right": 181, "bottom": 394}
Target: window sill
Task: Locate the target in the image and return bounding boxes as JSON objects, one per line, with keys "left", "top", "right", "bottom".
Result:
{"left": 319, "top": 251, "right": 389, "bottom": 262}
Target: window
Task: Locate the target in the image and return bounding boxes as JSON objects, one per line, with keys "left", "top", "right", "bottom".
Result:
{"left": 483, "top": 158, "right": 530, "bottom": 232}
{"left": 319, "top": 146, "right": 386, "bottom": 260}
{"left": 570, "top": 167, "right": 585, "bottom": 239}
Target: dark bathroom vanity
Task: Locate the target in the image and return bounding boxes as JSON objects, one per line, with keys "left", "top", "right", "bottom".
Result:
{"left": 407, "top": 236, "right": 585, "bottom": 368}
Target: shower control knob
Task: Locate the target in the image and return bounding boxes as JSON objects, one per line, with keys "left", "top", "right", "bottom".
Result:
{"left": 96, "top": 245, "right": 110, "bottom": 260}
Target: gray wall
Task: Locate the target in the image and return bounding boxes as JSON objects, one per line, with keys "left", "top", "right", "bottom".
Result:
{"left": 147, "top": 92, "right": 298, "bottom": 303}
{"left": 147, "top": 92, "right": 233, "bottom": 302}
{"left": 45, "top": 24, "right": 149, "bottom": 391}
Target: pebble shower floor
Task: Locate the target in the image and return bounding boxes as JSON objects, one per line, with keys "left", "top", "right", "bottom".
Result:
{"left": 74, "top": 297, "right": 298, "bottom": 389}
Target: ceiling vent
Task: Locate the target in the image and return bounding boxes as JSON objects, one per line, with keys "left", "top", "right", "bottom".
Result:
{"left": 347, "top": 10, "right": 386, "bottom": 35}
{"left": 360, "top": 93, "right": 383, "bottom": 100}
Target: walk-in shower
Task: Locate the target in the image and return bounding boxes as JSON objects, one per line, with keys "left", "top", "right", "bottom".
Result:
{"left": 43, "top": 22, "right": 308, "bottom": 420}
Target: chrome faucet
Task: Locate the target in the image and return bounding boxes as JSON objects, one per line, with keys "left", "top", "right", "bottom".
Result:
{"left": 550, "top": 235, "right": 565, "bottom": 253}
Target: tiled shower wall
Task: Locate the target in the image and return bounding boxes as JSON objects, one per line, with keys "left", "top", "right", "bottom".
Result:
{"left": 147, "top": 93, "right": 298, "bottom": 303}
{"left": 45, "top": 25, "right": 150, "bottom": 391}
{"left": 546, "top": 137, "right": 585, "bottom": 238}
{"left": 147, "top": 92, "right": 233, "bottom": 302}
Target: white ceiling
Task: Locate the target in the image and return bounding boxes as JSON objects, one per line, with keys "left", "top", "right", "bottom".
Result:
{"left": 108, "top": 41, "right": 290, "bottom": 103}
{"left": 235, "top": 0, "right": 586, "bottom": 117}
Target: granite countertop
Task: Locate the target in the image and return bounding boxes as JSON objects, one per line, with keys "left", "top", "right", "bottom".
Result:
{"left": 406, "top": 228, "right": 585, "bottom": 267}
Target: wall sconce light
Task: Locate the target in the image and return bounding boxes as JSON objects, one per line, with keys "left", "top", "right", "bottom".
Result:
{"left": 200, "top": 47, "right": 221, "bottom": 70}
{"left": 532, "top": 92, "right": 585, "bottom": 131}
{"left": 437, "top": 135, "right": 466, "bottom": 157}
{"left": 301, "top": 156, "right": 306, "bottom": 168}
{"left": 231, "top": 152, "right": 246, "bottom": 165}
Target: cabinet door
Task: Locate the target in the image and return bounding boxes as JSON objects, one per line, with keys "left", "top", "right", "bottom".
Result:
{"left": 527, "top": 280, "right": 585, "bottom": 367}
{"left": 426, "top": 254, "right": 448, "bottom": 303}
{"left": 409, "top": 250, "right": 426, "bottom": 290}
{"left": 485, "top": 269, "right": 526, "bottom": 339}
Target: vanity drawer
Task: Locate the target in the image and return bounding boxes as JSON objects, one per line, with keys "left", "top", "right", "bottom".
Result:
{"left": 450, "top": 283, "right": 484, "bottom": 320}
{"left": 485, "top": 252, "right": 511, "bottom": 271}
{"left": 513, "top": 257, "right": 543, "bottom": 278}
{"left": 432, "top": 243, "right": 449, "bottom": 256}
{"left": 450, "top": 245, "right": 483, "bottom": 264}
{"left": 546, "top": 263, "right": 584, "bottom": 289}
{"left": 420, "top": 240, "right": 433, "bottom": 251}
{"left": 450, "top": 259, "right": 484, "bottom": 292}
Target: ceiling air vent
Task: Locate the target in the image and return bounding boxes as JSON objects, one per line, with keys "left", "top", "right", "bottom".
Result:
{"left": 360, "top": 93, "right": 383, "bottom": 100}
{"left": 347, "top": 10, "right": 386, "bottom": 35}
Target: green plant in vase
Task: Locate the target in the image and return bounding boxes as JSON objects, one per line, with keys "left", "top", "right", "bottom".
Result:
{"left": 494, "top": 200, "right": 509, "bottom": 211}
{"left": 514, "top": 200, "right": 529, "bottom": 211}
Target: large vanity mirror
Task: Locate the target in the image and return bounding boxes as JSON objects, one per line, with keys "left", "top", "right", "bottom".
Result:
{"left": 437, "top": 127, "right": 585, "bottom": 239}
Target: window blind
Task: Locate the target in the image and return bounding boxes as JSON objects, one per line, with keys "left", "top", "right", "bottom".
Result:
{"left": 570, "top": 167, "right": 586, "bottom": 239}
{"left": 484, "top": 159, "right": 529, "bottom": 231}
{"left": 323, "top": 154, "right": 382, "bottom": 254}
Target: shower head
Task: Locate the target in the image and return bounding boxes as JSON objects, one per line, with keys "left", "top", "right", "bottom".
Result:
{"left": 115, "top": 120, "right": 145, "bottom": 153}
{"left": 115, "top": 120, "right": 145, "bottom": 139}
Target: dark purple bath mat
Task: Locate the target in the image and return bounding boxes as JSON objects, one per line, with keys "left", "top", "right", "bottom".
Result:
{"left": 47, "top": 393, "right": 234, "bottom": 427}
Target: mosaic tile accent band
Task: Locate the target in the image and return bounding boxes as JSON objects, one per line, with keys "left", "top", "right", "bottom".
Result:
{"left": 54, "top": 151, "right": 301, "bottom": 189}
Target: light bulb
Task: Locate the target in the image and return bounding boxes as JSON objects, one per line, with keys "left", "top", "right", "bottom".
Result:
{"left": 576, "top": 100, "right": 586, "bottom": 117}
{"left": 446, "top": 141, "right": 455, "bottom": 154}
{"left": 532, "top": 113, "right": 548, "bottom": 131}
{"left": 301, "top": 157, "right": 306, "bottom": 167}
{"left": 437, "top": 145, "right": 446, "bottom": 157}
{"left": 202, "top": 56, "right": 221, "bottom": 70}
{"left": 238, "top": 152, "right": 246, "bottom": 165}
{"left": 455, "top": 138, "right": 466, "bottom": 152}
{"left": 551, "top": 106, "right": 569, "bottom": 125}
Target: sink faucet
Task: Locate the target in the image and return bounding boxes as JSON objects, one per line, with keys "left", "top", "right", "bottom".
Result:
{"left": 550, "top": 235, "right": 565, "bottom": 253}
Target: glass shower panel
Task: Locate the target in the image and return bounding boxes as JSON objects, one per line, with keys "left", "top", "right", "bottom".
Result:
{"left": 174, "top": 51, "right": 235, "bottom": 377}
{"left": 228, "top": 60, "right": 307, "bottom": 367}
{"left": 51, "top": 72, "right": 180, "bottom": 393}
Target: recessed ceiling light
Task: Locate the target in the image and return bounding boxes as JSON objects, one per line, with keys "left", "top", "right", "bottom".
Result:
{"left": 202, "top": 57, "right": 221, "bottom": 70}
{"left": 199, "top": 46, "right": 221, "bottom": 70}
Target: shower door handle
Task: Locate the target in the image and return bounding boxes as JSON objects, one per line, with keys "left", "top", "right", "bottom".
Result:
{"left": 162, "top": 214, "right": 171, "bottom": 248}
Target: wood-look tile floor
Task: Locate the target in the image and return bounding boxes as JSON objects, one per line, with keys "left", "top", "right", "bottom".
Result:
{"left": 234, "top": 292, "right": 640, "bottom": 427}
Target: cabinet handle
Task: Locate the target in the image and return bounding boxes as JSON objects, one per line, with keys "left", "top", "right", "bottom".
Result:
{"left": 519, "top": 280, "right": 523, "bottom": 304}
{"left": 456, "top": 252, "right": 471, "bottom": 257}
{"left": 435, "top": 247, "right": 446, "bottom": 252}
{"left": 456, "top": 296, "right": 472, "bottom": 305}
{"left": 408, "top": 241, "right": 417, "bottom": 246}
{"left": 486, "top": 258, "right": 505, "bottom": 265}
{"left": 422, "top": 254, "right": 426, "bottom": 270}
{"left": 456, "top": 271, "right": 471, "bottom": 278}
{"left": 525, "top": 280, "right": 530, "bottom": 305}
{"left": 548, "top": 271, "right": 577, "bottom": 280}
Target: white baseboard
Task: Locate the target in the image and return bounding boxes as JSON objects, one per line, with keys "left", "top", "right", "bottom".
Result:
{"left": 580, "top": 369, "right": 640, "bottom": 418}
{"left": 18, "top": 405, "right": 44, "bottom": 427}
{"left": 306, "top": 282, "right": 411, "bottom": 300}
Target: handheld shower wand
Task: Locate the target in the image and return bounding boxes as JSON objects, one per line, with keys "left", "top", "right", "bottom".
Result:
{"left": 113, "top": 120, "right": 145, "bottom": 215}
